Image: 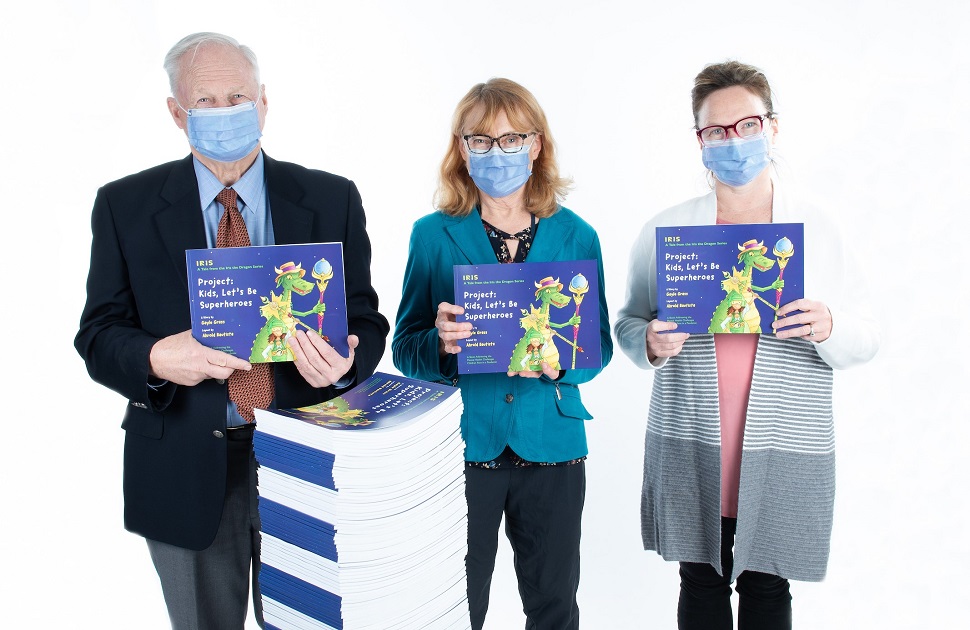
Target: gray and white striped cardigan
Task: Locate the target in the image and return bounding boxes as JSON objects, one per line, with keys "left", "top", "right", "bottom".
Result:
{"left": 614, "top": 182, "right": 880, "bottom": 581}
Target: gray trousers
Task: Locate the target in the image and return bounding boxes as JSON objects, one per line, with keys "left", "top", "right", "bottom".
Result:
{"left": 147, "top": 434, "right": 262, "bottom": 630}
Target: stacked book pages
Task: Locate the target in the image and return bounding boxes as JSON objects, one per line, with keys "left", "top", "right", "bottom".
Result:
{"left": 254, "top": 372, "right": 469, "bottom": 630}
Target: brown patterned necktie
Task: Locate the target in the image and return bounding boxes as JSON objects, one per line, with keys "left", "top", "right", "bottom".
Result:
{"left": 216, "top": 187, "right": 274, "bottom": 422}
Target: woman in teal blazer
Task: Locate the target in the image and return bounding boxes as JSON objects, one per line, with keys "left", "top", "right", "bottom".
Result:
{"left": 392, "top": 78, "right": 612, "bottom": 630}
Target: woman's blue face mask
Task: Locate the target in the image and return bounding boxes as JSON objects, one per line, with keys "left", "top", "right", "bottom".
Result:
{"left": 179, "top": 100, "right": 262, "bottom": 163}
{"left": 701, "top": 132, "right": 770, "bottom": 187}
{"left": 467, "top": 144, "right": 533, "bottom": 199}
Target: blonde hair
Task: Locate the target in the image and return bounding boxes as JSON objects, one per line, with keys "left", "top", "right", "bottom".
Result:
{"left": 435, "top": 78, "right": 571, "bottom": 218}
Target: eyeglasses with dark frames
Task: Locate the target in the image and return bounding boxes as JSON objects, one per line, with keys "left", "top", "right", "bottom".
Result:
{"left": 463, "top": 132, "right": 536, "bottom": 154}
{"left": 696, "top": 114, "right": 774, "bottom": 145}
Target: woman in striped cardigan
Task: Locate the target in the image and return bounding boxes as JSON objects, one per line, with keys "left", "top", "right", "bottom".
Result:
{"left": 614, "top": 61, "right": 879, "bottom": 630}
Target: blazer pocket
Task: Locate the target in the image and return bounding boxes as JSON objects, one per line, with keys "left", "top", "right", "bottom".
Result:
{"left": 554, "top": 384, "right": 593, "bottom": 420}
{"left": 121, "top": 403, "right": 163, "bottom": 439}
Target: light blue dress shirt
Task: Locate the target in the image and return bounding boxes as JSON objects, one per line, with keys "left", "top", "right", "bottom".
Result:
{"left": 194, "top": 152, "right": 275, "bottom": 249}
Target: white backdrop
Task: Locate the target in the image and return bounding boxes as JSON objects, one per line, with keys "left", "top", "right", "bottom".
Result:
{"left": 3, "top": 1, "right": 967, "bottom": 628}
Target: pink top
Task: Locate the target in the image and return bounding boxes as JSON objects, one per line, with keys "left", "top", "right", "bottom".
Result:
{"left": 714, "top": 334, "right": 757, "bottom": 517}
{"left": 714, "top": 217, "right": 759, "bottom": 518}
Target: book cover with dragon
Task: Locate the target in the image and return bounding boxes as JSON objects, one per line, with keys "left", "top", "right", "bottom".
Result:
{"left": 452, "top": 260, "right": 602, "bottom": 374}
{"left": 655, "top": 223, "right": 805, "bottom": 334}
{"left": 264, "top": 372, "right": 460, "bottom": 431}
{"left": 185, "top": 242, "right": 348, "bottom": 362}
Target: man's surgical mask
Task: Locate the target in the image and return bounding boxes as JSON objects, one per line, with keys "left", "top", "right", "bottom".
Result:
{"left": 179, "top": 100, "right": 262, "bottom": 163}
{"left": 701, "top": 133, "right": 770, "bottom": 188}
{"left": 467, "top": 145, "right": 533, "bottom": 199}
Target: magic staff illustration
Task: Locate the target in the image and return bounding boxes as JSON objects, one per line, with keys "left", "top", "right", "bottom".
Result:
{"left": 249, "top": 261, "right": 328, "bottom": 362}
{"left": 508, "top": 276, "right": 584, "bottom": 372}
{"left": 311, "top": 257, "right": 334, "bottom": 339}
{"left": 568, "top": 274, "right": 589, "bottom": 369}
{"left": 772, "top": 237, "right": 794, "bottom": 320}
{"left": 707, "top": 238, "right": 791, "bottom": 334}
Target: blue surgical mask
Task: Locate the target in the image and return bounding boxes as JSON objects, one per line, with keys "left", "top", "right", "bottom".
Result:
{"left": 467, "top": 145, "right": 533, "bottom": 199}
{"left": 701, "top": 133, "right": 770, "bottom": 187}
{"left": 180, "top": 101, "right": 262, "bottom": 163}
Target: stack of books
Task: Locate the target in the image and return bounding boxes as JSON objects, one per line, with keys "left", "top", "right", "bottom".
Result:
{"left": 253, "top": 372, "right": 469, "bottom": 630}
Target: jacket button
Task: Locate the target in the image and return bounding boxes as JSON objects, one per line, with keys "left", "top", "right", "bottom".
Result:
{"left": 215, "top": 378, "right": 225, "bottom": 385}
{"left": 505, "top": 393, "right": 514, "bottom": 403}
{"left": 212, "top": 430, "right": 225, "bottom": 438}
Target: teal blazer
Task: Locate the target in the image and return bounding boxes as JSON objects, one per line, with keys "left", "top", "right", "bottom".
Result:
{"left": 392, "top": 207, "right": 612, "bottom": 462}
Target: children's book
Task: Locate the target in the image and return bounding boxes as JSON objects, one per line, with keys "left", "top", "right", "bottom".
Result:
{"left": 656, "top": 223, "right": 804, "bottom": 334}
{"left": 185, "top": 242, "right": 348, "bottom": 362}
{"left": 267, "top": 371, "right": 460, "bottom": 434}
{"left": 452, "top": 260, "right": 602, "bottom": 374}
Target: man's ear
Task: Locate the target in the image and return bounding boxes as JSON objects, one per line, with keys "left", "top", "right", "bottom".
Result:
{"left": 167, "top": 97, "right": 187, "bottom": 131}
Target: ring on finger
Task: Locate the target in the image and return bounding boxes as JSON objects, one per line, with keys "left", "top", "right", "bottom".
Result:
{"left": 809, "top": 325, "right": 816, "bottom": 337}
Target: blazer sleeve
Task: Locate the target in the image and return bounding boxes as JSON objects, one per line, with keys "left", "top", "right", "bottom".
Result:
{"left": 74, "top": 185, "right": 174, "bottom": 410}
{"left": 341, "top": 181, "right": 390, "bottom": 383}
{"left": 392, "top": 221, "right": 459, "bottom": 383}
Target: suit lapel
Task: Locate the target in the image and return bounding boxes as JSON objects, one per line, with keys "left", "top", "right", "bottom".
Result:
{"left": 264, "top": 154, "right": 314, "bottom": 245}
{"left": 445, "top": 211, "right": 497, "bottom": 264}
{"left": 155, "top": 156, "right": 207, "bottom": 289}
{"left": 525, "top": 210, "right": 569, "bottom": 262}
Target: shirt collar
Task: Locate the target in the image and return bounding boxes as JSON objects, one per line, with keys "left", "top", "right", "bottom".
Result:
{"left": 193, "top": 152, "right": 266, "bottom": 215}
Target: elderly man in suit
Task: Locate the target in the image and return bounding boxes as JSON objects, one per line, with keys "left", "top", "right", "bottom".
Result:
{"left": 75, "top": 32, "right": 388, "bottom": 629}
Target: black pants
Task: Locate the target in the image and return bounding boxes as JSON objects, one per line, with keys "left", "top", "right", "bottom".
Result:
{"left": 464, "top": 454, "right": 586, "bottom": 630}
{"left": 678, "top": 517, "right": 792, "bottom": 630}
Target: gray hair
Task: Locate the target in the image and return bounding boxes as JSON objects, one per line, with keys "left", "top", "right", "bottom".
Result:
{"left": 163, "top": 32, "right": 261, "bottom": 98}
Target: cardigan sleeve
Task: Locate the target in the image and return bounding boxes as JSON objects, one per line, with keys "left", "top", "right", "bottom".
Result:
{"left": 802, "top": 209, "right": 881, "bottom": 369}
{"left": 614, "top": 219, "right": 662, "bottom": 370}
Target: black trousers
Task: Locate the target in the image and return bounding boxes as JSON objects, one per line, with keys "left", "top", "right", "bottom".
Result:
{"left": 464, "top": 455, "right": 586, "bottom": 630}
{"left": 678, "top": 517, "right": 792, "bottom": 630}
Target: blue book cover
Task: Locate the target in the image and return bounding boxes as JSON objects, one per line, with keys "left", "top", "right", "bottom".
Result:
{"left": 185, "top": 242, "right": 348, "bottom": 362}
{"left": 655, "top": 223, "right": 804, "bottom": 334}
{"left": 259, "top": 564, "right": 343, "bottom": 629}
{"left": 269, "top": 372, "right": 459, "bottom": 431}
{"left": 453, "top": 260, "right": 602, "bottom": 374}
{"left": 253, "top": 432, "right": 336, "bottom": 490}
{"left": 258, "top": 498, "right": 338, "bottom": 562}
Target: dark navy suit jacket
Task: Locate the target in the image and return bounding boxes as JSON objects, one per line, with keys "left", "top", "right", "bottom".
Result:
{"left": 75, "top": 153, "right": 389, "bottom": 550}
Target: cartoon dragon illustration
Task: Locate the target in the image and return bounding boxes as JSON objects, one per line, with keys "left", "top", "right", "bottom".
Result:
{"left": 249, "top": 261, "right": 326, "bottom": 362}
{"left": 708, "top": 239, "right": 783, "bottom": 334}
{"left": 507, "top": 276, "right": 581, "bottom": 372}
{"left": 294, "top": 396, "right": 373, "bottom": 427}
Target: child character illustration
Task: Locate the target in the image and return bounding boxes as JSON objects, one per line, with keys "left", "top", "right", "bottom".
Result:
{"left": 719, "top": 290, "right": 750, "bottom": 333}
{"left": 260, "top": 319, "right": 291, "bottom": 361}
{"left": 518, "top": 329, "right": 546, "bottom": 370}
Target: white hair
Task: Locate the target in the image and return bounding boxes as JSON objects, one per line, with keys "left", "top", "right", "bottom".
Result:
{"left": 163, "top": 32, "right": 261, "bottom": 97}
